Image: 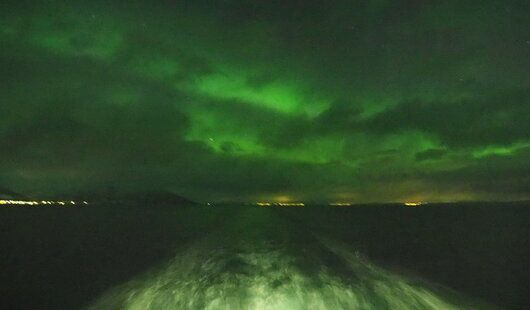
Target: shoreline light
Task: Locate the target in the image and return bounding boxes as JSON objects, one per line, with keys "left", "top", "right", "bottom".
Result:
{"left": 330, "top": 202, "right": 352, "bottom": 207}
{"left": 277, "top": 202, "right": 304, "bottom": 207}
{"left": 256, "top": 202, "right": 304, "bottom": 207}
{"left": 0, "top": 199, "right": 89, "bottom": 207}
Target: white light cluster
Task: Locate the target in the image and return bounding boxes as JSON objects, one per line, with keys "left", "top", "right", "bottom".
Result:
{"left": 329, "top": 202, "right": 352, "bottom": 206}
{"left": 256, "top": 202, "right": 305, "bottom": 207}
{"left": 0, "top": 200, "right": 89, "bottom": 206}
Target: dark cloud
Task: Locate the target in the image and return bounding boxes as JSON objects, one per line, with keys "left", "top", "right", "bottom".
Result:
{"left": 363, "top": 89, "right": 530, "bottom": 147}
{"left": 420, "top": 147, "right": 530, "bottom": 200}
{"left": 415, "top": 149, "right": 447, "bottom": 162}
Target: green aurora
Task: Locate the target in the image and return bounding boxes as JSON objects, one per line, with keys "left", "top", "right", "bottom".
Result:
{"left": 1, "top": 0, "right": 529, "bottom": 202}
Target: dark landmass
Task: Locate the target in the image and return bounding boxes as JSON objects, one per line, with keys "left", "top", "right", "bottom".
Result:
{"left": 47, "top": 189, "right": 198, "bottom": 207}
{"left": 0, "top": 187, "right": 25, "bottom": 199}
{"left": 116, "top": 190, "right": 198, "bottom": 206}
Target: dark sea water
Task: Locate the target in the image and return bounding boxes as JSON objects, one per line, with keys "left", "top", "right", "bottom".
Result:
{"left": 1, "top": 202, "right": 528, "bottom": 309}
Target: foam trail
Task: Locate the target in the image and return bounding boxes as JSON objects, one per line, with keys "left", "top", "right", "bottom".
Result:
{"left": 87, "top": 235, "right": 487, "bottom": 309}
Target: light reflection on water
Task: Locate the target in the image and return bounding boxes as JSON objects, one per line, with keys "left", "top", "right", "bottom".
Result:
{"left": 87, "top": 234, "right": 482, "bottom": 310}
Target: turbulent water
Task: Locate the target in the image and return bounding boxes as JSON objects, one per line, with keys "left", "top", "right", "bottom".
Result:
{"left": 87, "top": 208, "right": 486, "bottom": 310}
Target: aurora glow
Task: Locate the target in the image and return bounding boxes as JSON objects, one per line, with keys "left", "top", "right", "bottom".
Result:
{"left": 1, "top": 1, "right": 529, "bottom": 202}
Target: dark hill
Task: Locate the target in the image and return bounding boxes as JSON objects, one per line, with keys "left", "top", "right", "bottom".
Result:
{"left": 77, "top": 190, "right": 197, "bottom": 206}
{"left": 0, "top": 187, "right": 24, "bottom": 200}
{"left": 121, "top": 191, "right": 197, "bottom": 206}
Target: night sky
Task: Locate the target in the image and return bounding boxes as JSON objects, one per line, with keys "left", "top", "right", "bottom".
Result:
{"left": 1, "top": 0, "right": 529, "bottom": 202}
